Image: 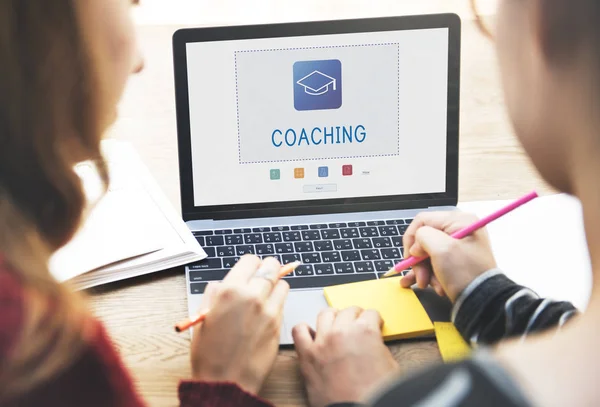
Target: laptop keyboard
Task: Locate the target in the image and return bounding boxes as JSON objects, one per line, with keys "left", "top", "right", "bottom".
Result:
{"left": 188, "top": 219, "right": 413, "bottom": 294}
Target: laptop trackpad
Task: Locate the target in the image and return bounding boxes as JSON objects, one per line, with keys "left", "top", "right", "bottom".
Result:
{"left": 280, "top": 289, "right": 329, "bottom": 345}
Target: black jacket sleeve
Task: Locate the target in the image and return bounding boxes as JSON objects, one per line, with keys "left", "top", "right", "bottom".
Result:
{"left": 452, "top": 269, "right": 578, "bottom": 345}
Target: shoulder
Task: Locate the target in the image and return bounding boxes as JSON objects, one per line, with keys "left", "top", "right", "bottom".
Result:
{"left": 37, "top": 321, "right": 147, "bottom": 407}
{"left": 0, "top": 255, "right": 145, "bottom": 407}
{"left": 371, "top": 353, "right": 532, "bottom": 407}
{"left": 0, "top": 256, "right": 26, "bottom": 359}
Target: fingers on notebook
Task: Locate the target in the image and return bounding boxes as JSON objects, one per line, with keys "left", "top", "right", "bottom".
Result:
{"left": 400, "top": 268, "right": 446, "bottom": 297}
{"left": 413, "top": 264, "right": 431, "bottom": 289}
{"left": 334, "top": 306, "right": 363, "bottom": 328}
{"left": 400, "top": 270, "right": 415, "bottom": 288}
{"left": 358, "top": 309, "right": 384, "bottom": 330}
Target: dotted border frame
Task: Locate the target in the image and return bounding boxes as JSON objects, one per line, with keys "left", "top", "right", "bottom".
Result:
{"left": 234, "top": 43, "right": 401, "bottom": 165}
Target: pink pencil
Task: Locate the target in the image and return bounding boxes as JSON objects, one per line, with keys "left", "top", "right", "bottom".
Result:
{"left": 383, "top": 191, "right": 539, "bottom": 278}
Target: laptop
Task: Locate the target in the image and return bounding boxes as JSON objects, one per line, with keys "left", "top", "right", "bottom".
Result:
{"left": 172, "top": 14, "right": 461, "bottom": 344}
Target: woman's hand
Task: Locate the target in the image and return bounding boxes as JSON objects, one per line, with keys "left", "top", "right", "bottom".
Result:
{"left": 400, "top": 211, "right": 497, "bottom": 302}
{"left": 190, "top": 255, "right": 289, "bottom": 395}
{"left": 293, "top": 307, "right": 398, "bottom": 407}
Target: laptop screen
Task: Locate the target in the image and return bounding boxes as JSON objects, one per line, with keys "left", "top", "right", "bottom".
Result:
{"left": 184, "top": 25, "right": 450, "bottom": 209}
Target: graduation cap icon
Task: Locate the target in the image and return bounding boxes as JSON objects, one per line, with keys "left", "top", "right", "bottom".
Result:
{"left": 296, "top": 70, "right": 337, "bottom": 96}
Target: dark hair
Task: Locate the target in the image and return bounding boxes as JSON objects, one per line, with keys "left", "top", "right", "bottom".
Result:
{"left": 0, "top": 0, "right": 108, "bottom": 400}
{"left": 540, "top": 0, "right": 600, "bottom": 65}
{"left": 0, "top": 0, "right": 108, "bottom": 250}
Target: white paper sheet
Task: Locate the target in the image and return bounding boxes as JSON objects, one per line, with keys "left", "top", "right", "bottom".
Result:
{"left": 49, "top": 169, "right": 164, "bottom": 283}
{"left": 49, "top": 140, "right": 206, "bottom": 287}
{"left": 458, "top": 193, "right": 592, "bottom": 310}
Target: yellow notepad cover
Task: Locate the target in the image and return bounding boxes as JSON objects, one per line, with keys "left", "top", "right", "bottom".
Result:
{"left": 434, "top": 322, "right": 471, "bottom": 362}
{"left": 323, "top": 277, "right": 434, "bottom": 341}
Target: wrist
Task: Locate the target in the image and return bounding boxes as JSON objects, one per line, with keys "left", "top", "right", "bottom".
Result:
{"left": 444, "top": 267, "right": 501, "bottom": 304}
{"left": 451, "top": 268, "right": 505, "bottom": 323}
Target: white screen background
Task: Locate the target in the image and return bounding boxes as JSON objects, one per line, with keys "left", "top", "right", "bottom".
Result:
{"left": 186, "top": 28, "right": 449, "bottom": 207}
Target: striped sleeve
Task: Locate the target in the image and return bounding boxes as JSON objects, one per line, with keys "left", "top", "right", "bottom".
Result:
{"left": 452, "top": 269, "right": 578, "bottom": 345}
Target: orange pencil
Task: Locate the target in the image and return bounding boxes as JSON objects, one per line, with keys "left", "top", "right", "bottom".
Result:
{"left": 175, "top": 261, "right": 302, "bottom": 333}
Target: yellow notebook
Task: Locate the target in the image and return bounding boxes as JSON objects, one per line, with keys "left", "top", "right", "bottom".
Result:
{"left": 323, "top": 277, "right": 434, "bottom": 341}
{"left": 434, "top": 322, "right": 471, "bottom": 362}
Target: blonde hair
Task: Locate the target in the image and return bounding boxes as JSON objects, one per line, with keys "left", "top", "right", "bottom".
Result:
{"left": 0, "top": 0, "right": 108, "bottom": 401}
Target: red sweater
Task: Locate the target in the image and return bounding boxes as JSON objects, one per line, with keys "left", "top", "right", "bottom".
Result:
{"left": 0, "top": 257, "right": 272, "bottom": 407}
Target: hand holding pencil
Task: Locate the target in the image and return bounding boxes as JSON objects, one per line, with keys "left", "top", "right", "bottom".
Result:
{"left": 394, "top": 192, "right": 537, "bottom": 302}
{"left": 175, "top": 259, "right": 301, "bottom": 332}
{"left": 184, "top": 255, "right": 297, "bottom": 395}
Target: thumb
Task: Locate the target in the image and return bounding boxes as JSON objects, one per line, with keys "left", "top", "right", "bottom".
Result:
{"left": 411, "top": 226, "right": 455, "bottom": 258}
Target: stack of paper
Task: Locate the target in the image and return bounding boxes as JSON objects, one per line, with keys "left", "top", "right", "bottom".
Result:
{"left": 49, "top": 140, "right": 206, "bottom": 290}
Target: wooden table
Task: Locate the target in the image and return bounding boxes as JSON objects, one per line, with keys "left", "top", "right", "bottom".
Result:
{"left": 90, "top": 7, "right": 554, "bottom": 406}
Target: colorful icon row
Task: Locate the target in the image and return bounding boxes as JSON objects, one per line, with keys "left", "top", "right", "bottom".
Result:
{"left": 270, "top": 165, "right": 353, "bottom": 180}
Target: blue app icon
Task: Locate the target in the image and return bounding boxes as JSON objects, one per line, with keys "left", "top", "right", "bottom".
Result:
{"left": 318, "top": 166, "right": 329, "bottom": 178}
{"left": 294, "top": 59, "right": 342, "bottom": 111}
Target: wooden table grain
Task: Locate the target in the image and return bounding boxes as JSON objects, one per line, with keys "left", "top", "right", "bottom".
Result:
{"left": 91, "top": 10, "right": 554, "bottom": 407}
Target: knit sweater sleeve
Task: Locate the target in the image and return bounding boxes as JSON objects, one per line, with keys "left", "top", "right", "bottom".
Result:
{"left": 0, "top": 256, "right": 272, "bottom": 407}
{"left": 179, "top": 381, "right": 274, "bottom": 407}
